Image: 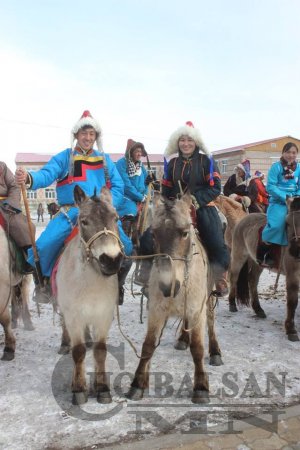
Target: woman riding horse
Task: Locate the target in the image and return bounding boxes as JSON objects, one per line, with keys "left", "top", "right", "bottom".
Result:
{"left": 161, "top": 121, "right": 230, "bottom": 295}
{"left": 260, "top": 142, "right": 300, "bottom": 266}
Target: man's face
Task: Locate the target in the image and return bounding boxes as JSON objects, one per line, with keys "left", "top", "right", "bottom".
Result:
{"left": 132, "top": 148, "right": 143, "bottom": 162}
{"left": 76, "top": 127, "right": 97, "bottom": 151}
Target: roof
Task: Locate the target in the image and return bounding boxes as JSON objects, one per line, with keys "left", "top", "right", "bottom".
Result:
{"left": 15, "top": 152, "right": 165, "bottom": 164}
{"left": 212, "top": 135, "right": 300, "bottom": 156}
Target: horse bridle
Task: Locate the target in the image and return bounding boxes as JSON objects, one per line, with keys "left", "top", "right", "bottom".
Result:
{"left": 80, "top": 227, "right": 124, "bottom": 262}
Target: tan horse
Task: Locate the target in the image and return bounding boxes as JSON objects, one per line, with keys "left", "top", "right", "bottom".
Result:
{"left": 56, "top": 186, "right": 124, "bottom": 405}
{"left": 0, "top": 226, "right": 33, "bottom": 360}
{"left": 214, "top": 195, "right": 247, "bottom": 249}
{"left": 228, "top": 197, "right": 300, "bottom": 341}
{"left": 126, "top": 192, "right": 223, "bottom": 404}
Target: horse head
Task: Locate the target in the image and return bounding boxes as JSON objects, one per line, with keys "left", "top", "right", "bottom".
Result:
{"left": 151, "top": 192, "right": 193, "bottom": 297}
{"left": 74, "top": 185, "right": 123, "bottom": 276}
{"left": 286, "top": 196, "right": 300, "bottom": 259}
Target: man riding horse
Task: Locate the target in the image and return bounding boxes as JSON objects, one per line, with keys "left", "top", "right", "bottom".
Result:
{"left": 15, "top": 111, "right": 133, "bottom": 303}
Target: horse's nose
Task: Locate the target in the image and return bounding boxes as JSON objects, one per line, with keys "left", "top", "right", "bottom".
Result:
{"left": 159, "top": 280, "right": 181, "bottom": 298}
{"left": 98, "top": 252, "right": 123, "bottom": 276}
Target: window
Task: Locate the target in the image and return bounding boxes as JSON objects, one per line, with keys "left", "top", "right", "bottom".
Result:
{"left": 45, "top": 188, "right": 56, "bottom": 199}
{"left": 271, "top": 143, "right": 277, "bottom": 148}
{"left": 27, "top": 190, "right": 37, "bottom": 199}
{"left": 221, "top": 159, "right": 228, "bottom": 174}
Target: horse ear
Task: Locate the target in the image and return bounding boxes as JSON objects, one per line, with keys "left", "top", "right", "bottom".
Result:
{"left": 181, "top": 191, "right": 193, "bottom": 208}
{"left": 152, "top": 191, "right": 163, "bottom": 208}
{"left": 74, "top": 185, "right": 87, "bottom": 205}
{"left": 100, "top": 186, "right": 112, "bottom": 204}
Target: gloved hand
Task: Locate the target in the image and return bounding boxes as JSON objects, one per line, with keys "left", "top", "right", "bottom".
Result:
{"left": 145, "top": 173, "right": 156, "bottom": 185}
{"left": 141, "top": 194, "right": 147, "bottom": 203}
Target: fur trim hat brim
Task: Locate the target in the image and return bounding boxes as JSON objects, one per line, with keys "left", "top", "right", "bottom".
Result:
{"left": 71, "top": 110, "right": 103, "bottom": 151}
{"left": 235, "top": 164, "right": 246, "bottom": 173}
{"left": 164, "top": 124, "right": 210, "bottom": 157}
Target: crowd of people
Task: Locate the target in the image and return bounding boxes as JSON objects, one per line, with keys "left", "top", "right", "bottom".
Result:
{"left": 1, "top": 110, "right": 299, "bottom": 304}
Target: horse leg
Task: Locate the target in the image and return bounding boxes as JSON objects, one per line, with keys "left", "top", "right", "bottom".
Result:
{"left": 174, "top": 319, "right": 190, "bottom": 350}
{"left": 11, "top": 287, "right": 20, "bottom": 329}
{"left": 58, "top": 317, "right": 71, "bottom": 354}
{"left": 190, "top": 325, "right": 209, "bottom": 403}
{"left": 20, "top": 277, "right": 34, "bottom": 330}
{"left": 285, "top": 274, "right": 299, "bottom": 341}
{"left": 0, "top": 302, "right": 16, "bottom": 361}
{"left": 93, "top": 340, "right": 112, "bottom": 403}
{"left": 248, "top": 262, "right": 265, "bottom": 318}
{"left": 207, "top": 296, "right": 223, "bottom": 366}
{"left": 71, "top": 339, "right": 88, "bottom": 405}
{"left": 126, "top": 312, "right": 167, "bottom": 401}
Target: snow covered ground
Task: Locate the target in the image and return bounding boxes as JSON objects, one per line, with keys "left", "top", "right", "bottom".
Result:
{"left": 1, "top": 226, "right": 300, "bottom": 449}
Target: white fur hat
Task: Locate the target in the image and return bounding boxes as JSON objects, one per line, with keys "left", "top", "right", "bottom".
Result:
{"left": 164, "top": 121, "right": 210, "bottom": 157}
{"left": 235, "top": 163, "right": 246, "bottom": 173}
{"left": 71, "top": 110, "right": 102, "bottom": 151}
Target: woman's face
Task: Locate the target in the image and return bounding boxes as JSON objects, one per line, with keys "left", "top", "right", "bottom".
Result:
{"left": 131, "top": 148, "right": 143, "bottom": 162}
{"left": 178, "top": 136, "right": 196, "bottom": 157}
{"left": 282, "top": 146, "right": 298, "bottom": 164}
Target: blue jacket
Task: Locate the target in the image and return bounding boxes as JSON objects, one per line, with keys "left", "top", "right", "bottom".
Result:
{"left": 29, "top": 148, "right": 124, "bottom": 210}
{"left": 262, "top": 160, "right": 300, "bottom": 245}
{"left": 115, "top": 156, "right": 148, "bottom": 216}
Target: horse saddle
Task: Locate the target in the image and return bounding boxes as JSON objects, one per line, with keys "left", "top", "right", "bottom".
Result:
{"left": 256, "top": 227, "right": 281, "bottom": 270}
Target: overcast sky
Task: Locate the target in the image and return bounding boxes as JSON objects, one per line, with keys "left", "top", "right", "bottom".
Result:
{"left": 1, "top": 0, "right": 300, "bottom": 169}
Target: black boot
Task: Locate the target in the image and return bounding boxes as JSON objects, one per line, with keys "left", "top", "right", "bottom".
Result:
{"left": 117, "top": 259, "right": 133, "bottom": 305}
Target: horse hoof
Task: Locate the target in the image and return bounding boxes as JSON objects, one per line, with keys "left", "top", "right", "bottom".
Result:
{"left": 125, "top": 387, "right": 144, "bottom": 401}
{"left": 72, "top": 391, "right": 88, "bottom": 405}
{"left": 58, "top": 345, "right": 70, "bottom": 355}
{"left": 1, "top": 349, "right": 15, "bottom": 361}
{"left": 229, "top": 304, "right": 238, "bottom": 313}
{"left": 24, "top": 323, "right": 35, "bottom": 331}
{"left": 209, "top": 354, "right": 223, "bottom": 366}
{"left": 174, "top": 340, "right": 189, "bottom": 350}
{"left": 255, "top": 309, "right": 267, "bottom": 319}
{"left": 97, "top": 391, "right": 112, "bottom": 404}
{"left": 192, "top": 390, "right": 210, "bottom": 404}
{"left": 288, "top": 333, "right": 299, "bottom": 342}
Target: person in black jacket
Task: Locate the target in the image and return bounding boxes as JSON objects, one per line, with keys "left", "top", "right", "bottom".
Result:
{"left": 161, "top": 121, "right": 230, "bottom": 296}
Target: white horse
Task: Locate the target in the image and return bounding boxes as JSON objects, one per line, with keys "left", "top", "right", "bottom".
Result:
{"left": 56, "top": 185, "right": 124, "bottom": 405}
{"left": 0, "top": 226, "right": 33, "bottom": 361}
{"left": 126, "top": 192, "right": 223, "bottom": 404}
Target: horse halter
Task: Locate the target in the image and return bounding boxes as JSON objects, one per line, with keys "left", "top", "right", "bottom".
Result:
{"left": 80, "top": 227, "right": 124, "bottom": 262}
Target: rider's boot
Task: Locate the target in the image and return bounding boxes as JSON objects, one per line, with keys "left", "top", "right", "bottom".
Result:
{"left": 117, "top": 259, "right": 133, "bottom": 305}
{"left": 32, "top": 270, "right": 52, "bottom": 304}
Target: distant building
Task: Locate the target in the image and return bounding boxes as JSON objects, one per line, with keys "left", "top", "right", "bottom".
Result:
{"left": 213, "top": 135, "right": 300, "bottom": 187}
{"left": 15, "top": 152, "right": 165, "bottom": 213}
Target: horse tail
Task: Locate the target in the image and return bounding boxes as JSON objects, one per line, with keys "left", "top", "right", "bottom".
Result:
{"left": 236, "top": 260, "right": 250, "bottom": 306}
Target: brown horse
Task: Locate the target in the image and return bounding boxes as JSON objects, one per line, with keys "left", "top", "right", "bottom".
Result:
{"left": 47, "top": 202, "right": 60, "bottom": 220}
{"left": 56, "top": 186, "right": 124, "bottom": 405}
{"left": 126, "top": 192, "right": 223, "bottom": 404}
{"left": 228, "top": 196, "right": 300, "bottom": 341}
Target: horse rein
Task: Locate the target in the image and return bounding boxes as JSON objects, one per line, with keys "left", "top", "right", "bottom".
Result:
{"left": 289, "top": 210, "right": 300, "bottom": 242}
{"left": 80, "top": 228, "right": 124, "bottom": 262}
